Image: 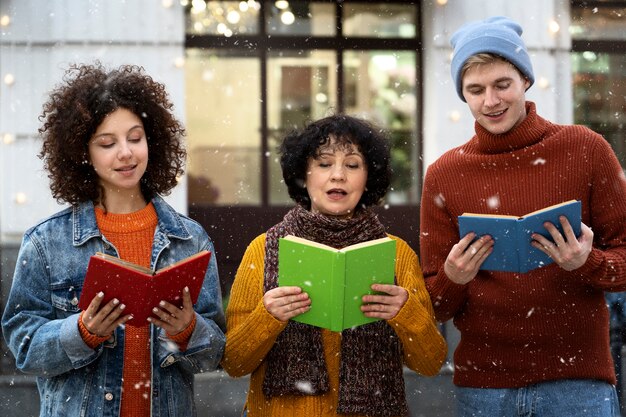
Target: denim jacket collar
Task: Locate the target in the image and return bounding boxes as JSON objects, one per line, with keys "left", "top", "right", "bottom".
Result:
{"left": 72, "top": 196, "right": 192, "bottom": 247}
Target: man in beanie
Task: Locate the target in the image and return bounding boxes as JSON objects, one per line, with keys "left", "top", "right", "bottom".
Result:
{"left": 420, "top": 16, "right": 626, "bottom": 416}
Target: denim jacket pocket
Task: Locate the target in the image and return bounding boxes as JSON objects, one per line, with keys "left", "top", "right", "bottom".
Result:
{"left": 50, "top": 282, "right": 82, "bottom": 318}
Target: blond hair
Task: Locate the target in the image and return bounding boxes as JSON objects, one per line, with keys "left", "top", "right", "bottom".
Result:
{"left": 461, "top": 53, "right": 527, "bottom": 82}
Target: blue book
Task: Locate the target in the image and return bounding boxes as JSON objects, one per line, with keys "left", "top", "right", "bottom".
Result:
{"left": 458, "top": 200, "right": 582, "bottom": 273}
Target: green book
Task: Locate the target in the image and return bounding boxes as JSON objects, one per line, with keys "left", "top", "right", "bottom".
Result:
{"left": 458, "top": 199, "right": 582, "bottom": 273}
{"left": 278, "top": 235, "right": 396, "bottom": 332}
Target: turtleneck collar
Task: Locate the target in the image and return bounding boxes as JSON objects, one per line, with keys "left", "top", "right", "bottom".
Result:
{"left": 473, "top": 101, "right": 551, "bottom": 154}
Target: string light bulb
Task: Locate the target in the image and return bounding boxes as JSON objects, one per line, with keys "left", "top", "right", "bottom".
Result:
{"left": 4, "top": 73, "right": 15, "bottom": 86}
{"left": 14, "top": 192, "right": 28, "bottom": 205}
{"left": 548, "top": 19, "right": 560, "bottom": 34}
{"left": 2, "top": 133, "right": 15, "bottom": 144}
{"left": 538, "top": 77, "right": 550, "bottom": 89}
{"left": 280, "top": 10, "right": 295, "bottom": 25}
{"left": 174, "top": 56, "right": 185, "bottom": 68}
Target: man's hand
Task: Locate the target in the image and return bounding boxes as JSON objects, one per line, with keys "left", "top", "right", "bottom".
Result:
{"left": 531, "top": 217, "right": 593, "bottom": 271}
{"left": 444, "top": 233, "right": 494, "bottom": 285}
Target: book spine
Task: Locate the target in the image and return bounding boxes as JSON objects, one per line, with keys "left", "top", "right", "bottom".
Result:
{"left": 330, "top": 252, "right": 347, "bottom": 332}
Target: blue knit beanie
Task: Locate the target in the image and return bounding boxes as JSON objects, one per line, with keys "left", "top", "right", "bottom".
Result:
{"left": 450, "top": 16, "right": 534, "bottom": 101}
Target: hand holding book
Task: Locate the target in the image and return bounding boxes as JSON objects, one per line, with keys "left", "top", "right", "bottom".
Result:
{"left": 360, "top": 283, "right": 408, "bottom": 321}
{"left": 263, "top": 286, "right": 312, "bottom": 323}
{"left": 278, "top": 235, "right": 396, "bottom": 331}
{"left": 530, "top": 214, "right": 593, "bottom": 272}
{"left": 457, "top": 200, "right": 582, "bottom": 273}
{"left": 79, "top": 250, "right": 211, "bottom": 326}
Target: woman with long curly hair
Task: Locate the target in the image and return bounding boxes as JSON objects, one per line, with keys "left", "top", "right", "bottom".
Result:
{"left": 1, "top": 62, "right": 225, "bottom": 417}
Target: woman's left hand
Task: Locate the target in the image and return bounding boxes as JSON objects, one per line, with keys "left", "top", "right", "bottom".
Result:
{"left": 361, "top": 284, "right": 408, "bottom": 320}
{"left": 148, "top": 286, "right": 195, "bottom": 335}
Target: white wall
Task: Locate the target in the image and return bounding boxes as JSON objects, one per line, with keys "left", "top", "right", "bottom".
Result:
{"left": 0, "top": 0, "right": 187, "bottom": 243}
{"left": 422, "top": 0, "right": 572, "bottom": 169}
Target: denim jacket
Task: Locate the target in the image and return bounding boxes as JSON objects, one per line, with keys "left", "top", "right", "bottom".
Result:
{"left": 2, "top": 196, "right": 226, "bottom": 417}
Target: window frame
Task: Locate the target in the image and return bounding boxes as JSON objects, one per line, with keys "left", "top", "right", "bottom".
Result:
{"left": 184, "top": 0, "right": 423, "bottom": 207}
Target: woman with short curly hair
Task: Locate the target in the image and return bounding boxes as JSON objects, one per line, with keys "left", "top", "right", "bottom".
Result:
{"left": 2, "top": 62, "right": 225, "bottom": 417}
{"left": 221, "top": 114, "right": 447, "bottom": 417}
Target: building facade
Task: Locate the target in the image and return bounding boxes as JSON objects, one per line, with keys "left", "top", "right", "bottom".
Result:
{"left": 0, "top": 0, "right": 625, "bottom": 414}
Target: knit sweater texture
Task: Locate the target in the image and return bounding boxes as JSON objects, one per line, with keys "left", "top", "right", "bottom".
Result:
{"left": 420, "top": 101, "right": 626, "bottom": 388}
{"left": 221, "top": 234, "right": 447, "bottom": 417}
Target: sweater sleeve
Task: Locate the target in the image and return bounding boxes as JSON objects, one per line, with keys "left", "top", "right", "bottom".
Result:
{"left": 221, "top": 234, "right": 288, "bottom": 378}
{"left": 78, "top": 312, "right": 110, "bottom": 349}
{"left": 387, "top": 236, "right": 447, "bottom": 376}
{"left": 574, "top": 135, "right": 626, "bottom": 290}
{"left": 420, "top": 163, "right": 470, "bottom": 322}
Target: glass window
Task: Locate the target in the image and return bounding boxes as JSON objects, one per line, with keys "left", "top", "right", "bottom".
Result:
{"left": 267, "top": 50, "right": 338, "bottom": 204}
{"left": 265, "top": 1, "right": 335, "bottom": 36}
{"left": 343, "top": 50, "right": 420, "bottom": 203}
{"left": 183, "top": 1, "right": 422, "bottom": 207}
{"left": 570, "top": 5, "right": 626, "bottom": 40}
{"left": 185, "top": 48, "right": 262, "bottom": 206}
{"left": 185, "top": 0, "right": 261, "bottom": 36}
{"left": 571, "top": 52, "right": 626, "bottom": 168}
{"left": 343, "top": 3, "right": 416, "bottom": 38}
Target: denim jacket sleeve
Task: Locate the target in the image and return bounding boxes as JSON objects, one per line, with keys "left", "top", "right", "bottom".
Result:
{"left": 155, "top": 237, "right": 226, "bottom": 373}
{"left": 2, "top": 233, "right": 104, "bottom": 376}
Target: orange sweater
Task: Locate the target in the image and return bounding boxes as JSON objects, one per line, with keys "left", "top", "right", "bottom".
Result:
{"left": 96, "top": 204, "right": 157, "bottom": 417}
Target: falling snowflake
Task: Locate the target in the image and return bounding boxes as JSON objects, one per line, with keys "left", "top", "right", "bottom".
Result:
{"left": 294, "top": 380, "right": 314, "bottom": 394}
{"left": 487, "top": 195, "right": 500, "bottom": 209}
{"left": 434, "top": 193, "right": 445, "bottom": 208}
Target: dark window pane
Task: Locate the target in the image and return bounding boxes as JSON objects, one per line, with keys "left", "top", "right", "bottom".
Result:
{"left": 571, "top": 5, "right": 626, "bottom": 41}
{"left": 265, "top": 1, "right": 335, "bottom": 36}
{"left": 572, "top": 52, "right": 626, "bottom": 169}
{"left": 343, "top": 3, "right": 417, "bottom": 38}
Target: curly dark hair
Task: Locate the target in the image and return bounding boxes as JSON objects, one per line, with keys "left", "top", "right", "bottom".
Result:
{"left": 279, "top": 114, "right": 392, "bottom": 209}
{"left": 38, "top": 62, "right": 186, "bottom": 206}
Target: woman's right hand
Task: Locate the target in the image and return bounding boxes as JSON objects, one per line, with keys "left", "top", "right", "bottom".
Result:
{"left": 263, "top": 286, "right": 311, "bottom": 322}
{"left": 444, "top": 233, "right": 494, "bottom": 285}
{"left": 82, "top": 292, "right": 132, "bottom": 337}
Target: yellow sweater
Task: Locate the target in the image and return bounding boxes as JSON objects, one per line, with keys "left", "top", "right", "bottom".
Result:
{"left": 221, "top": 234, "right": 447, "bottom": 417}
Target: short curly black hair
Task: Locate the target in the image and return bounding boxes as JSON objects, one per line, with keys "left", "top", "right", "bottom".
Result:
{"left": 38, "top": 62, "right": 186, "bottom": 206}
{"left": 279, "top": 114, "right": 392, "bottom": 209}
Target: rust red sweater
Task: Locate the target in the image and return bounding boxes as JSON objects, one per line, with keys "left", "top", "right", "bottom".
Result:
{"left": 420, "top": 101, "right": 626, "bottom": 388}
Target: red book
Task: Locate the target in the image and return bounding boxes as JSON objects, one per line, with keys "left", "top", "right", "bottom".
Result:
{"left": 78, "top": 250, "right": 211, "bottom": 326}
